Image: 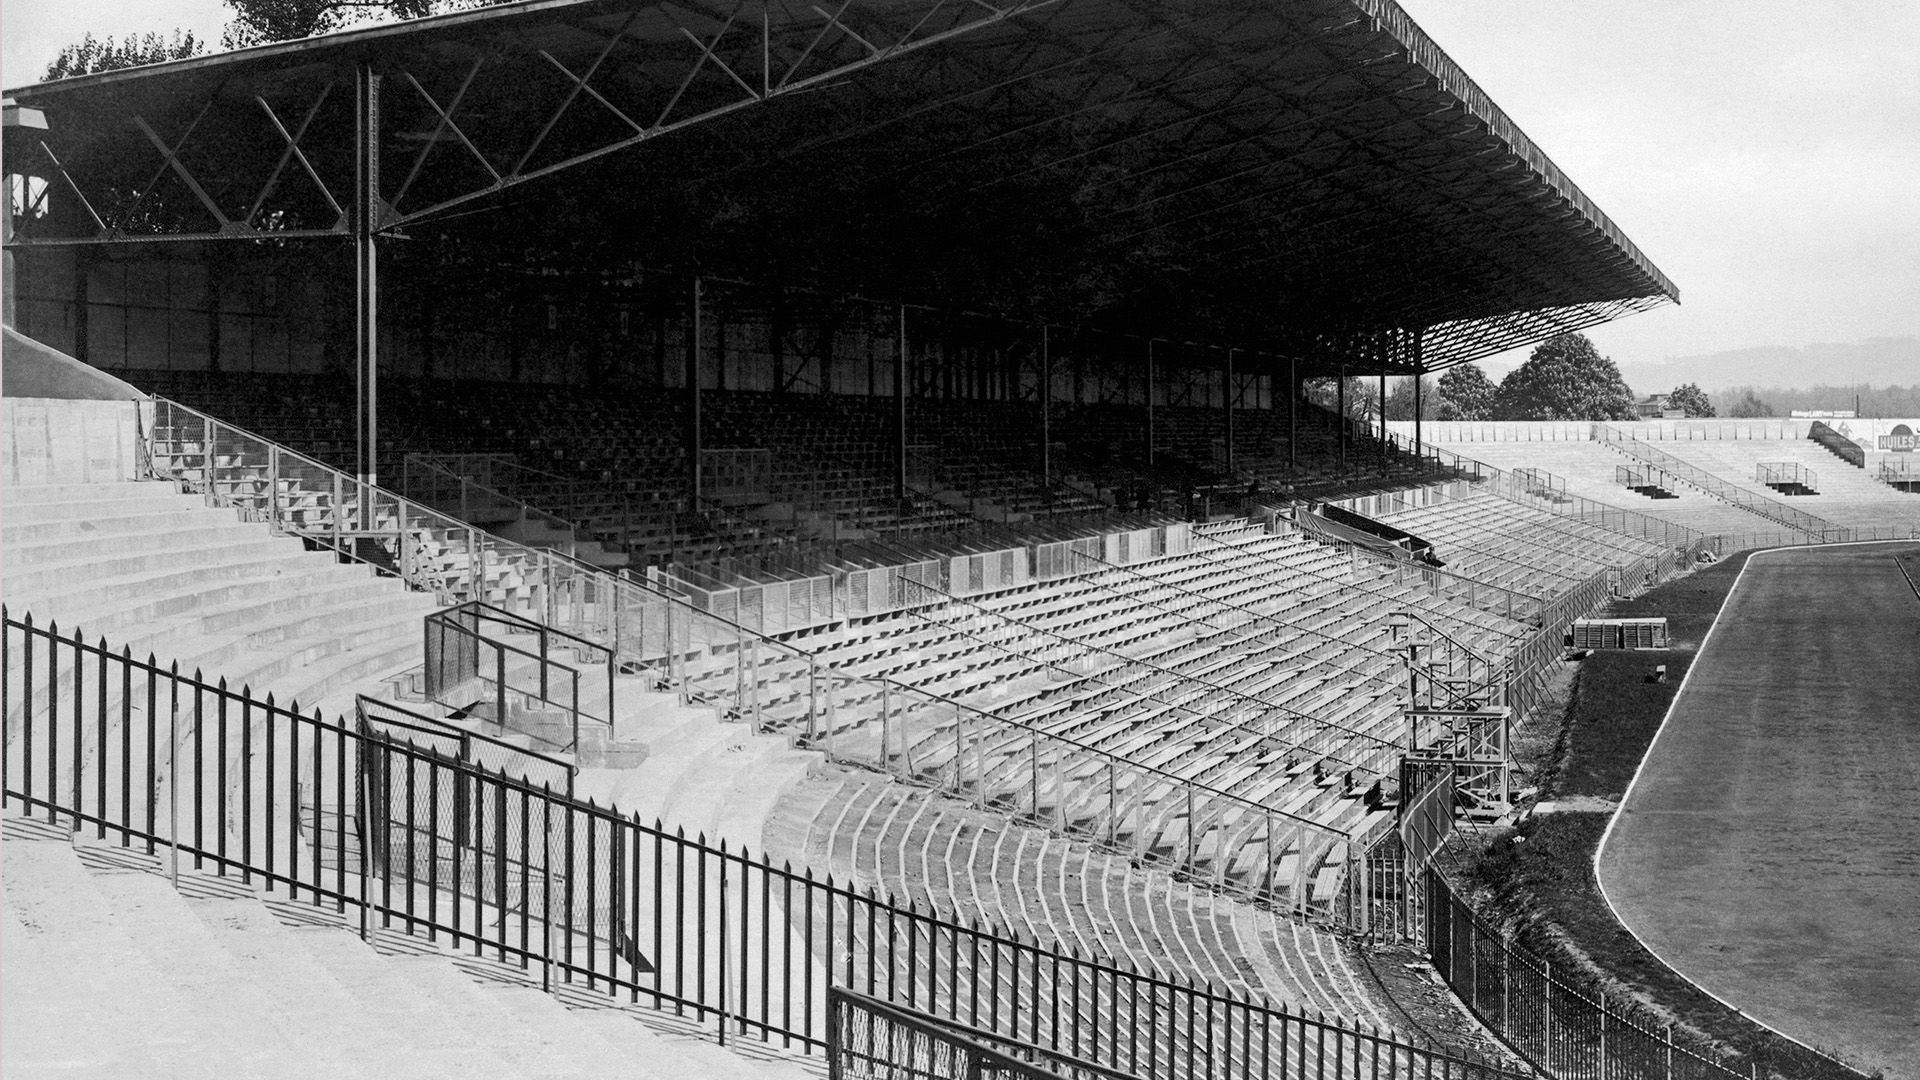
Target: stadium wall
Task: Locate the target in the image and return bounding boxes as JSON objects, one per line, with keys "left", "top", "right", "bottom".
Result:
{"left": 11, "top": 247, "right": 1278, "bottom": 409}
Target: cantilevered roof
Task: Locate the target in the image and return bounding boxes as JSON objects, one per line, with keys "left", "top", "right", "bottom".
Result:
{"left": 4, "top": 0, "right": 1676, "bottom": 371}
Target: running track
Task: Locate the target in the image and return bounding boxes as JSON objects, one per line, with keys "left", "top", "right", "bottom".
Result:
{"left": 1596, "top": 542, "right": 1920, "bottom": 1079}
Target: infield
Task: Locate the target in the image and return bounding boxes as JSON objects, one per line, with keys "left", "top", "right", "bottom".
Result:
{"left": 1596, "top": 542, "right": 1920, "bottom": 1079}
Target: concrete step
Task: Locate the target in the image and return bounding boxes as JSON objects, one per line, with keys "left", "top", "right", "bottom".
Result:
{"left": 1, "top": 825, "right": 312, "bottom": 1076}
{"left": 3, "top": 535, "right": 304, "bottom": 599}
{"left": 1, "top": 481, "right": 184, "bottom": 506}
{"left": 2, "top": 504, "right": 241, "bottom": 546}
{"left": 2, "top": 519, "right": 276, "bottom": 570}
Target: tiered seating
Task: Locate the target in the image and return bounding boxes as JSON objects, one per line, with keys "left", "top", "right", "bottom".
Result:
{"left": 2, "top": 482, "right": 437, "bottom": 723}
{"left": 1426, "top": 438, "right": 1920, "bottom": 537}
{"left": 1369, "top": 493, "right": 1670, "bottom": 598}
{"left": 1151, "top": 403, "right": 1451, "bottom": 499}
{"left": 1, "top": 814, "right": 809, "bottom": 1079}
{"left": 674, "top": 526, "right": 1529, "bottom": 907}
{"left": 763, "top": 765, "right": 1399, "bottom": 1029}
{"left": 1630, "top": 438, "right": 1920, "bottom": 531}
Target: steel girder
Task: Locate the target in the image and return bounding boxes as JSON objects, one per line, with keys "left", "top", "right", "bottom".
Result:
{"left": 6, "top": 0, "right": 1065, "bottom": 246}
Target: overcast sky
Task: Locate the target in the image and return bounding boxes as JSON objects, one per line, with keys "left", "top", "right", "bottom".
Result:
{"left": 5, "top": 1, "right": 1917, "bottom": 377}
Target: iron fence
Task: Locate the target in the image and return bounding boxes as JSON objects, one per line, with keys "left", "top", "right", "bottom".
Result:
{"left": 829, "top": 988, "right": 1145, "bottom": 1080}
{"left": 1424, "top": 870, "right": 1750, "bottom": 1080}
{"left": 423, "top": 600, "right": 615, "bottom": 753}
{"left": 1, "top": 606, "right": 1525, "bottom": 1080}
{"left": 1590, "top": 427, "right": 1839, "bottom": 537}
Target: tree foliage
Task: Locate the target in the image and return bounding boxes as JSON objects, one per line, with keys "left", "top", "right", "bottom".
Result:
{"left": 1496, "top": 334, "right": 1636, "bottom": 421}
{"left": 1724, "top": 388, "right": 1774, "bottom": 418}
{"left": 1384, "top": 376, "right": 1436, "bottom": 421}
{"left": 43, "top": 31, "right": 204, "bottom": 80}
{"left": 1434, "top": 363, "right": 1498, "bottom": 421}
{"left": 1666, "top": 382, "right": 1715, "bottom": 418}
{"left": 219, "top": 0, "right": 506, "bottom": 48}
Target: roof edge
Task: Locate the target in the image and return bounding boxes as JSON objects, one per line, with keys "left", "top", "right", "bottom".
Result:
{"left": 3, "top": 0, "right": 605, "bottom": 98}
{"left": 1354, "top": 0, "right": 1678, "bottom": 305}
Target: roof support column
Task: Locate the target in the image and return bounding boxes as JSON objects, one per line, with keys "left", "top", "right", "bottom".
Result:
{"left": 1414, "top": 329, "right": 1426, "bottom": 460}
{"left": 689, "top": 275, "right": 704, "bottom": 502}
{"left": 1223, "top": 348, "right": 1236, "bottom": 476}
{"left": 1414, "top": 364, "right": 1424, "bottom": 461}
{"left": 895, "top": 302, "right": 908, "bottom": 504}
{"left": 1288, "top": 355, "right": 1297, "bottom": 472}
{"left": 1145, "top": 339, "right": 1156, "bottom": 469}
{"left": 1040, "top": 324, "right": 1051, "bottom": 485}
{"left": 1379, "top": 372, "right": 1387, "bottom": 468}
{"left": 353, "top": 62, "right": 380, "bottom": 505}
{"left": 1337, "top": 365, "right": 1347, "bottom": 472}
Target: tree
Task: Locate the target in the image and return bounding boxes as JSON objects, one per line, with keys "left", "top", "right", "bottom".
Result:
{"left": 1724, "top": 388, "right": 1774, "bottom": 418}
{"left": 1496, "top": 333, "right": 1637, "bottom": 421}
{"left": 1384, "top": 375, "right": 1437, "bottom": 421}
{"left": 1666, "top": 382, "right": 1715, "bottom": 417}
{"left": 1434, "top": 363, "right": 1498, "bottom": 420}
{"left": 44, "top": 31, "right": 203, "bottom": 80}
{"left": 221, "top": 0, "right": 505, "bottom": 48}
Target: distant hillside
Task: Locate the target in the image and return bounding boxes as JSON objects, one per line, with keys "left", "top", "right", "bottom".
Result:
{"left": 1616, "top": 337, "right": 1918, "bottom": 395}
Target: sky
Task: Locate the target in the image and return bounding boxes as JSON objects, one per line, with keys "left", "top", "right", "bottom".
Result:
{"left": 4, "top": 1, "right": 1918, "bottom": 379}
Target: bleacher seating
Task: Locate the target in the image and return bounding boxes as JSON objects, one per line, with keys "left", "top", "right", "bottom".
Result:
{"left": 1367, "top": 492, "right": 1673, "bottom": 598}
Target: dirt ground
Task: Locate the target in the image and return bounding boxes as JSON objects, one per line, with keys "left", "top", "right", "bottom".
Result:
{"left": 1596, "top": 542, "right": 1920, "bottom": 1079}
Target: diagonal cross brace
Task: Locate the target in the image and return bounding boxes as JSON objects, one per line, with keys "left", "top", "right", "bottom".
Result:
{"left": 249, "top": 85, "right": 347, "bottom": 229}
{"left": 391, "top": 59, "right": 503, "bottom": 215}
{"left": 513, "top": 10, "right": 644, "bottom": 178}
{"left": 132, "top": 110, "right": 240, "bottom": 234}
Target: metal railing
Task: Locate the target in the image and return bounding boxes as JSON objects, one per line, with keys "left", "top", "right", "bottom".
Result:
{"left": 424, "top": 601, "right": 615, "bottom": 754}
{"left": 1290, "top": 508, "right": 1539, "bottom": 624}
{"left": 1371, "top": 436, "right": 1705, "bottom": 553}
{"left": 357, "top": 695, "right": 577, "bottom": 796}
{"left": 1422, "top": 868, "right": 1862, "bottom": 1080}
{"left": 1591, "top": 426, "right": 1840, "bottom": 536}
{"left": 1807, "top": 421, "right": 1865, "bottom": 468}
{"left": 402, "top": 452, "right": 589, "bottom": 536}
{"left": 829, "top": 988, "right": 1146, "bottom": 1080}
{"left": 1, "top": 607, "right": 1521, "bottom": 1079}
{"left": 1753, "top": 462, "right": 1814, "bottom": 492}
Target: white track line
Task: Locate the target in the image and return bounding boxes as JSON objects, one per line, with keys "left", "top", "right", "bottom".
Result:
{"left": 1592, "top": 537, "right": 1916, "bottom": 1062}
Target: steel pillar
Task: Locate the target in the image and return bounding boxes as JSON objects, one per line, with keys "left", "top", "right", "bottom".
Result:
{"left": 689, "top": 276, "right": 704, "bottom": 501}
{"left": 1223, "top": 347, "right": 1235, "bottom": 476}
{"left": 1379, "top": 372, "right": 1387, "bottom": 466}
{"left": 895, "top": 303, "right": 908, "bottom": 502}
{"left": 1337, "top": 365, "right": 1347, "bottom": 470}
{"left": 1040, "top": 324, "right": 1051, "bottom": 482}
{"left": 1145, "top": 339, "right": 1156, "bottom": 467}
{"left": 1288, "top": 354, "right": 1297, "bottom": 470}
{"left": 1414, "top": 365, "right": 1424, "bottom": 458}
{"left": 353, "top": 64, "right": 381, "bottom": 500}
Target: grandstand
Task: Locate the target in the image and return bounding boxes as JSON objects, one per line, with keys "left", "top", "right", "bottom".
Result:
{"left": 3, "top": 2, "right": 1900, "bottom": 1079}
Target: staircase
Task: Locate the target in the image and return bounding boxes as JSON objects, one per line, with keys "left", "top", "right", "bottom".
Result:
{"left": 1, "top": 813, "right": 813, "bottom": 1079}
{"left": 2, "top": 480, "right": 438, "bottom": 722}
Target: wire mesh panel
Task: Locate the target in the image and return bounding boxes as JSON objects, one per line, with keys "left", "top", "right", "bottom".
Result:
{"left": 4, "top": 606, "right": 1553, "bottom": 1080}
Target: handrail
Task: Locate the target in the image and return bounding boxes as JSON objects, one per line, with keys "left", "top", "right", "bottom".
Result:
{"left": 356, "top": 694, "right": 579, "bottom": 785}
{"left": 1592, "top": 424, "right": 1842, "bottom": 535}
{"left": 1289, "top": 508, "right": 1538, "bottom": 627}
{"left": 425, "top": 600, "right": 617, "bottom": 754}
{"left": 894, "top": 574, "right": 1402, "bottom": 776}
{"left": 829, "top": 988, "right": 1147, "bottom": 1080}
{"left": 1808, "top": 421, "right": 1865, "bottom": 468}
{"left": 1371, "top": 429, "right": 1707, "bottom": 551}
{"left": 4, "top": 603, "right": 1525, "bottom": 1077}
{"left": 402, "top": 452, "right": 580, "bottom": 535}
{"left": 1065, "top": 541, "right": 1429, "bottom": 659}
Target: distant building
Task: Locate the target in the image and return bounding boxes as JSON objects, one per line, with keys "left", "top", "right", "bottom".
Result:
{"left": 1634, "top": 394, "right": 1685, "bottom": 419}
{"left": 1790, "top": 410, "right": 1857, "bottom": 419}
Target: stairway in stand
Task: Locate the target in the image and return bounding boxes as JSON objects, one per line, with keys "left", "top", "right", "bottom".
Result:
{"left": 1, "top": 812, "right": 814, "bottom": 1079}
{"left": 2, "top": 480, "right": 435, "bottom": 722}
